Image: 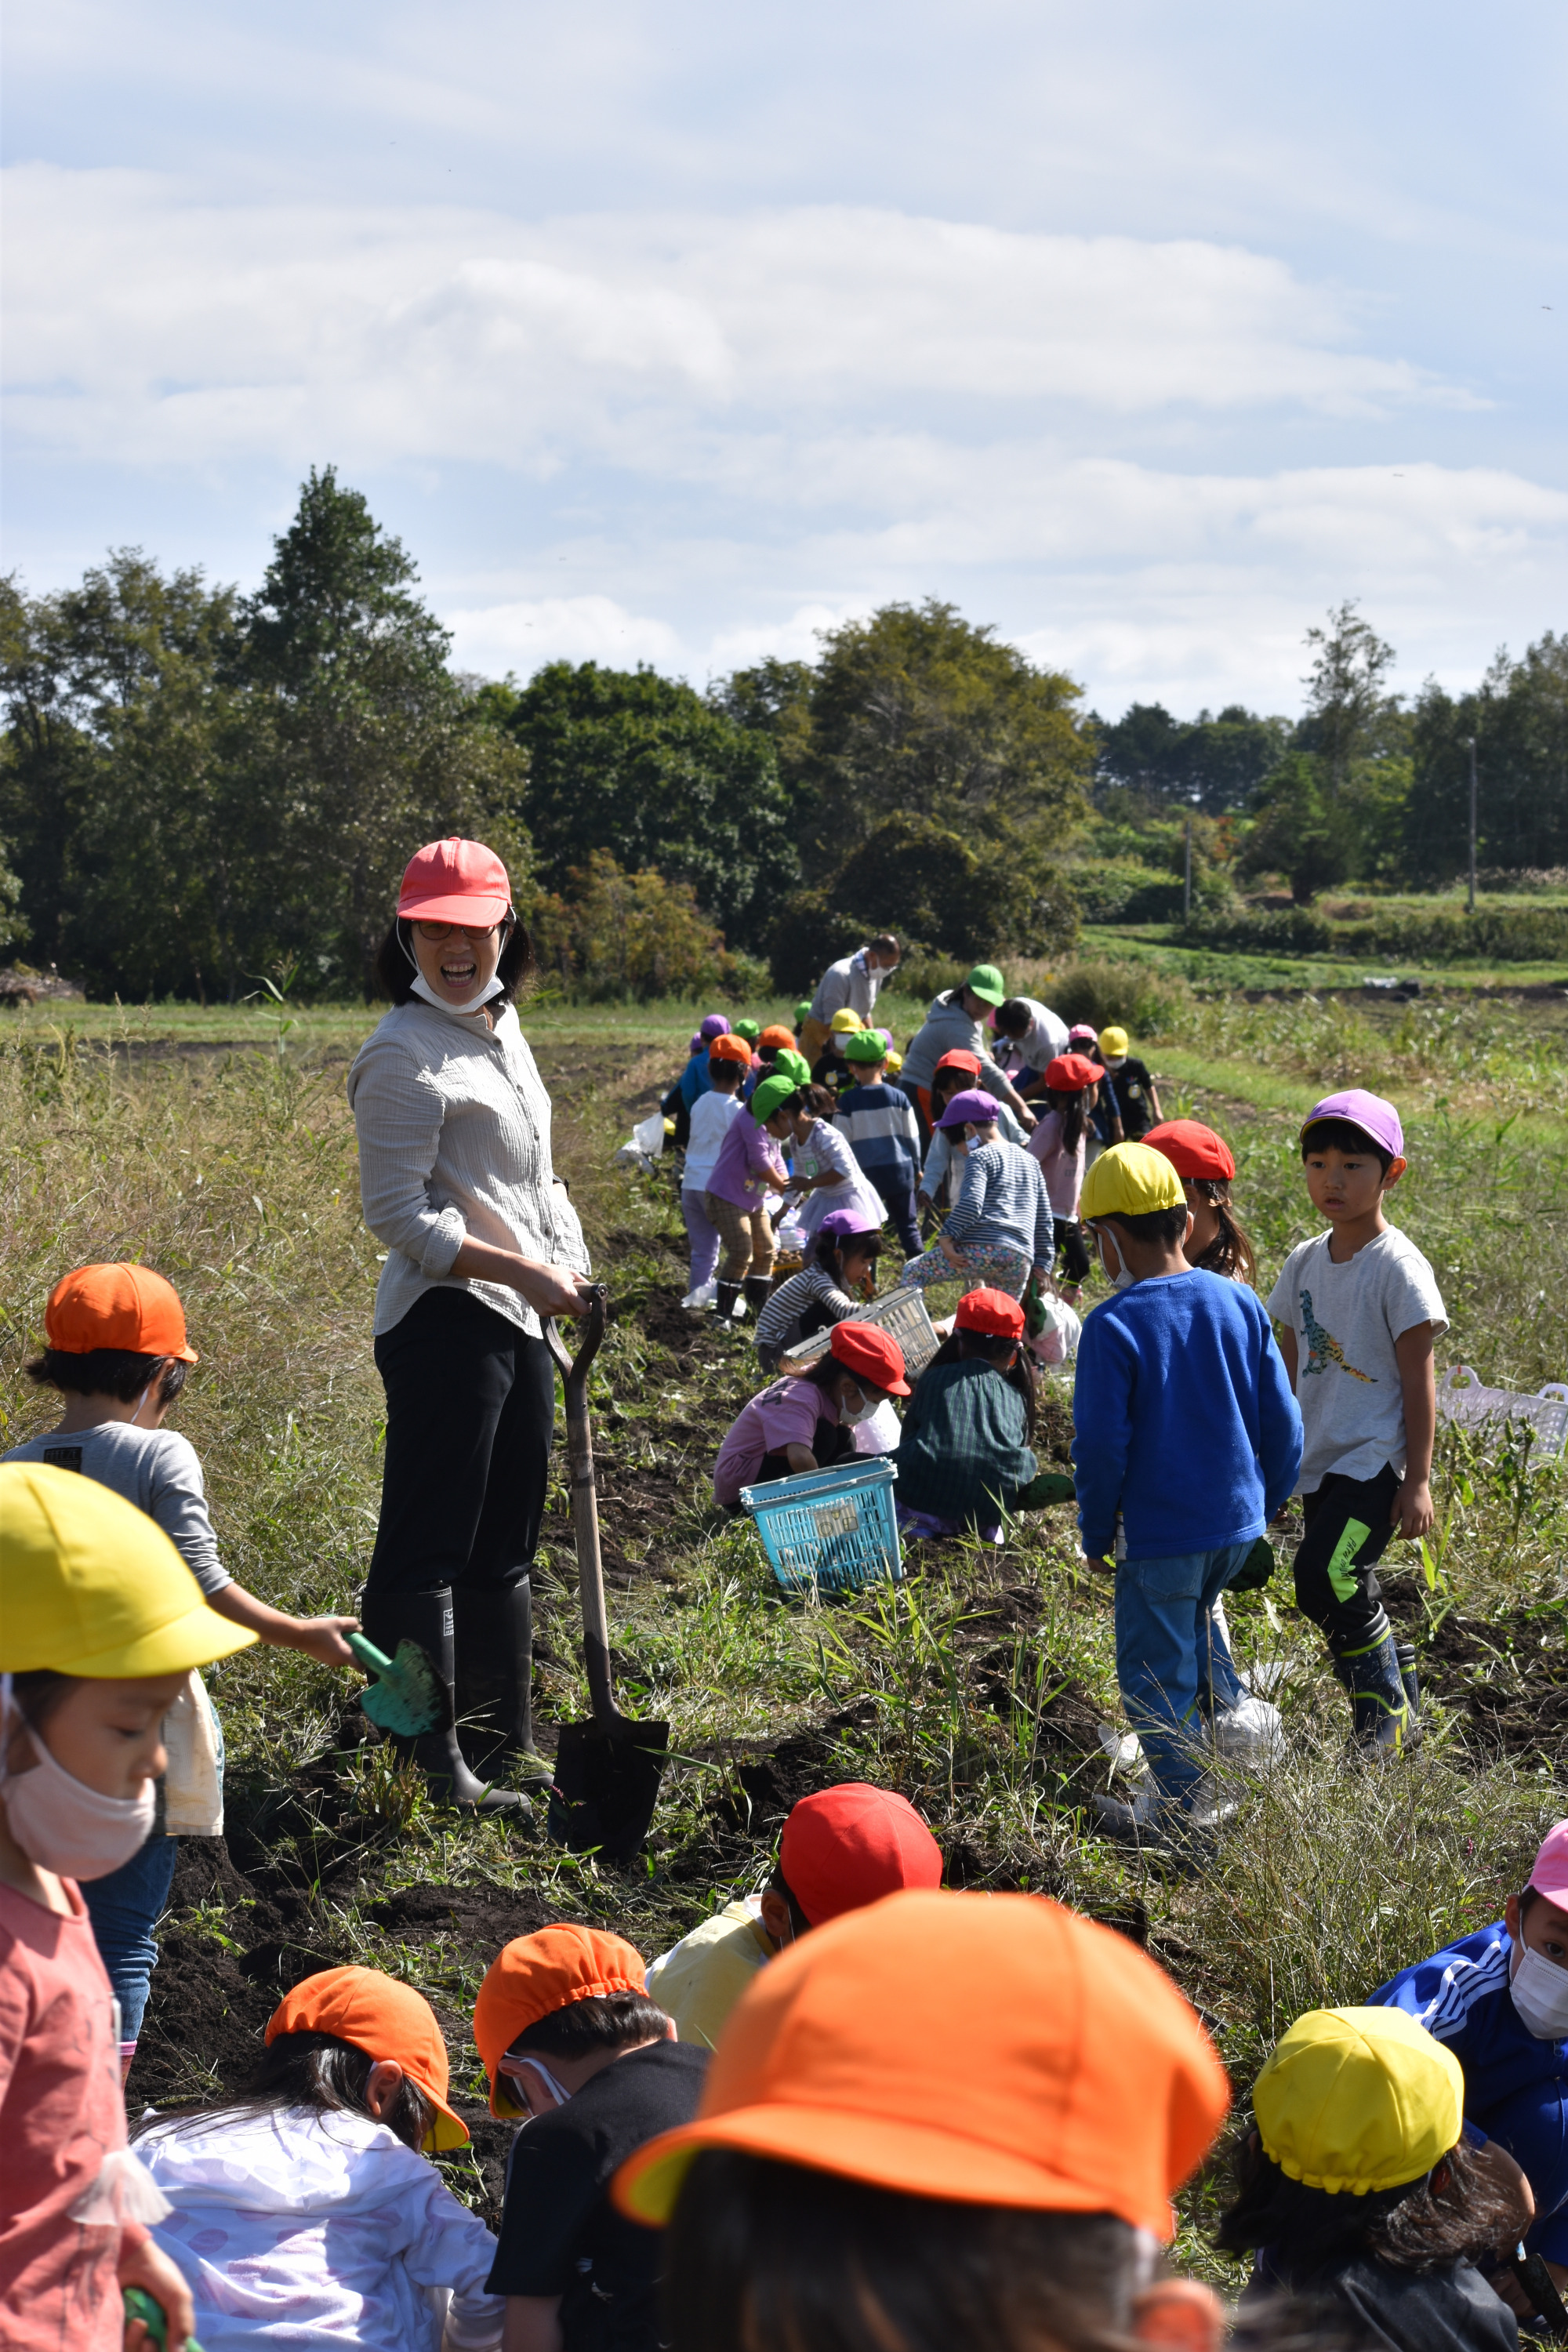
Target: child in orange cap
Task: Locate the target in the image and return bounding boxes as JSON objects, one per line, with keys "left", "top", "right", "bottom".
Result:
{"left": 474, "top": 1925, "right": 706, "bottom": 2352}
{"left": 614, "top": 1888, "right": 1231, "bottom": 2352}
{"left": 892, "top": 1289, "right": 1044, "bottom": 1541}
{"left": 135, "top": 1965, "right": 503, "bottom": 2351}
{"left": 645, "top": 1783, "right": 943, "bottom": 2051}
{"left": 5, "top": 1263, "right": 359, "bottom": 2079}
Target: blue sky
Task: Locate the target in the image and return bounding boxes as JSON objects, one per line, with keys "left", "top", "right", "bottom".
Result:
{"left": 4, "top": 0, "right": 1564, "bottom": 717}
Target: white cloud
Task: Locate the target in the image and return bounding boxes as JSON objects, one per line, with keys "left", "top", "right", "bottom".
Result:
{"left": 445, "top": 595, "right": 684, "bottom": 674}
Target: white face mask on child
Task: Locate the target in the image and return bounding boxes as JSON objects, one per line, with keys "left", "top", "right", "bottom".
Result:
{"left": 0, "top": 1676, "right": 157, "bottom": 1881}
{"left": 1510, "top": 1942, "right": 1568, "bottom": 2042}
{"left": 840, "top": 1388, "right": 881, "bottom": 1425}
{"left": 1095, "top": 1232, "right": 1136, "bottom": 1293}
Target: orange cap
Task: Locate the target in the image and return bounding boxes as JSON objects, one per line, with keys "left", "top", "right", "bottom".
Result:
{"left": 397, "top": 837, "right": 510, "bottom": 927}
{"left": 45, "top": 1263, "right": 198, "bottom": 1364}
{"left": 614, "top": 1891, "right": 1229, "bottom": 2239}
{"left": 474, "top": 1926, "right": 648, "bottom": 2118}
{"left": 267, "top": 1966, "right": 468, "bottom": 2151}
{"left": 758, "top": 1025, "right": 797, "bottom": 1050}
{"left": 708, "top": 1034, "right": 754, "bottom": 1065}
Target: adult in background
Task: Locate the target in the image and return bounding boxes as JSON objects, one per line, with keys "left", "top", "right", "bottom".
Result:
{"left": 347, "top": 837, "right": 593, "bottom": 1817}
{"left": 799, "top": 934, "right": 902, "bottom": 1065}
{"left": 898, "top": 964, "right": 1038, "bottom": 1142}
{"left": 992, "top": 995, "right": 1069, "bottom": 1101}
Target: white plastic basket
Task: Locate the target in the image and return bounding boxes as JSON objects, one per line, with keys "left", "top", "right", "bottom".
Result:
{"left": 1436, "top": 1364, "right": 1568, "bottom": 1467}
{"left": 779, "top": 1288, "right": 942, "bottom": 1379}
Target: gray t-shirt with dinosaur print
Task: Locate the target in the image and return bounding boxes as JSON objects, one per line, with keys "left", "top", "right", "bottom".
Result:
{"left": 1268, "top": 1226, "right": 1448, "bottom": 1492}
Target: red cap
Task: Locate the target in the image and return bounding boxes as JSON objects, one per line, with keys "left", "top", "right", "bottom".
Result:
{"left": 708, "top": 1034, "right": 753, "bottom": 1065}
{"left": 829, "top": 1321, "right": 910, "bottom": 1397}
{"left": 956, "top": 1287, "right": 1025, "bottom": 1340}
{"left": 779, "top": 1784, "right": 943, "bottom": 1926}
{"left": 1144, "top": 1119, "right": 1236, "bottom": 1181}
{"left": 45, "top": 1263, "right": 198, "bottom": 1363}
{"left": 1042, "top": 1053, "right": 1100, "bottom": 1094}
{"left": 397, "top": 837, "right": 511, "bottom": 927}
{"left": 934, "top": 1050, "right": 982, "bottom": 1077}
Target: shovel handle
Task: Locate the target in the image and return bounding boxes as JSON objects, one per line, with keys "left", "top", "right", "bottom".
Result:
{"left": 545, "top": 1289, "right": 619, "bottom": 1732}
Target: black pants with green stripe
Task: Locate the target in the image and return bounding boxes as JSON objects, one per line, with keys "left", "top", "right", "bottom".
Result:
{"left": 1294, "top": 1463, "right": 1399, "bottom": 1653}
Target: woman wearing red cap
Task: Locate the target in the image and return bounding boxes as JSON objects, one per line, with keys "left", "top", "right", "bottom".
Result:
{"left": 347, "top": 838, "right": 593, "bottom": 1815}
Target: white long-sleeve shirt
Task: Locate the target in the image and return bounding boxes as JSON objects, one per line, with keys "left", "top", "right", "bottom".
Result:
{"left": 347, "top": 999, "right": 590, "bottom": 1339}
{"left": 138, "top": 2106, "right": 504, "bottom": 2352}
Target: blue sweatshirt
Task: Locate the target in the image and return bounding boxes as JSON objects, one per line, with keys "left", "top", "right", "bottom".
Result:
{"left": 1072, "top": 1270, "right": 1301, "bottom": 1560}
{"left": 1371, "top": 1924, "right": 1568, "bottom": 2265}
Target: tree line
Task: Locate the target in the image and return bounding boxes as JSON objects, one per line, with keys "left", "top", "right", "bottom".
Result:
{"left": 2, "top": 468, "right": 1563, "bottom": 1002}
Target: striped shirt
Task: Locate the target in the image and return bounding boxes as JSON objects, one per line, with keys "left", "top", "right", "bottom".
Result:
{"left": 920, "top": 1105, "right": 1028, "bottom": 1203}
{"left": 833, "top": 1082, "right": 921, "bottom": 1190}
{"left": 753, "top": 1265, "right": 858, "bottom": 1369}
{"left": 944, "top": 1142, "right": 1054, "bottom": 1269}
{"left": 347, "top": 998, "right": 590, "bottom": 1340}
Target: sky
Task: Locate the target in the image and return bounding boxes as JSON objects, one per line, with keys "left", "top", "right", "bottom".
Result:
{"left": 4, "top": 1, "right": 1565, "bottom": 719}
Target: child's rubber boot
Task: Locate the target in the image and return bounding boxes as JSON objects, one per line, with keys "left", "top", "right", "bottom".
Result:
{"left": 359, "top": 1588, "right": 529, "bottom": 1814}
{"left": 713, "top": 1280, "right": 743, "bottom": 1323}
{"left": 742, "top": 1275, "right": 774, "bottom": 1319}
{"left": 452, "top": 1577, "right": 546, "bottom": 1802}
{"left": 1088, "top": 1784, "right": 1163, "bottom": 1844}
{"left": 1339, "top": 1628, "right": 1415, "bottom": 1758}
{"left": 1396, "top": 1639, "right": 1421, "bottom": 1719}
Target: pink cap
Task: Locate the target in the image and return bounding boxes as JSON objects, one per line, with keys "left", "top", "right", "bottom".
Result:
{"left": 1530, "top": 1823, "right": 1568, "bottom": 1907}
{"left": 1301, "top": 1088, "right": 1403, "bottom": 1161}
{"left": 397, "top": 838, "right": 510, "bottom": 927}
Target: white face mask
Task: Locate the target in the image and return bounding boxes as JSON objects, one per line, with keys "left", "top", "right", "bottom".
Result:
{"left": 0, "top": 1677, "right": 157, "bottom": 1881}
{"left": 840, "top": 1388, "right": 881, "bottom": 1425}
{"left": 410, "top": 972, "right": 505, "bottom": 1018}
{"left": 503, "top": 2054, "right": 574, "bottom": 2112}
{"left": 1509, "top": 1942, "right": 1568, "bottom": 2042}
{"left": 1095, "top": 1231, "right": 1136, "bottom": 1292}
{"left": 1102, "top": 1054, "right": 1127, "bottom": 1072}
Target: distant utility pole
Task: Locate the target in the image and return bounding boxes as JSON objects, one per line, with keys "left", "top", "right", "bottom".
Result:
{"left": 1467, "top": 736, "right": 1478, "bottom": 914}
{"left": 1184, "top": 811, "right": 1192, "bottom": 922}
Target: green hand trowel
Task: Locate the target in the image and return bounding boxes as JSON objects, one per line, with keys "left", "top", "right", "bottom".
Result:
{"left": 347, "top": 1630, "right": 449, "bottom": 1738}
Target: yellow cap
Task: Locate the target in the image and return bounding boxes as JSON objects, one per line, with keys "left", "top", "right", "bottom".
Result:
{"left": 1253, "top": 2007, "right": 1464, "bottom": 2196}
{"left": 829, "top": 1009, "right": 864, "bottom": 1034}
{"left": 885, "top": 1051, "right": 903, "bottom": 1074}
{"left": 1098, "top": 1025, "right": 1130, "bottom": 1056}
{"left": 1080, "top": 1142, "right": 1184, "bottom": 1221}
{"left": 0, "top": 1465, "right": 258, "bottom": 1679}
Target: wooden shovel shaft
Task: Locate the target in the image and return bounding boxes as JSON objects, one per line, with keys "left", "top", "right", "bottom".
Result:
{"left": 546, "top": 1290, "right": 619, "bottom": 1732}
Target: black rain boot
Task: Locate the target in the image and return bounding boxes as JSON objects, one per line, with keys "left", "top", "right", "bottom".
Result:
{"left": 742, "top": 1274, "right": 774, "bottom": 1319}
{"left": 1337, "top": 1624, "right": 1414, "bottom": 1757}
{"left": 358, "top": 1587, "right": 528, "bottom": 1814}
{"left": 713, "top": 1279, "right": 743, "bottom": 1323}
{"left": 1396, "top": 1639, "right": 1421, "bottom": 1718}
{"left": 452, "top": 1579, "right": 548, "bottom": 1791}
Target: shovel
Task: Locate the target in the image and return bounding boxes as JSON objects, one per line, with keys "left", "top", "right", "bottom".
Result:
{"left": 543, "top": 1287, "right": 670, "bottom": 1862}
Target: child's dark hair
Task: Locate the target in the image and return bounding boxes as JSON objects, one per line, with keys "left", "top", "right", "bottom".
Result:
{"left": 1215, "top": 2129, "right": 1517, "bottom": 2278}
{"left": 1301, "top": 1116, "right": 1396, "bottom": 1178}
{"left": 373, "top": 914, "right": 535, "bottom": 1007}
{"left": 133, "top": 2030, "right": 435, "bottom": 2154}
{"left": 664, "top": 2149, "right": 1155, "bottom": 2352}
{"left": 929, "top": 1065, "right": 971, "bottom": 1111}
{"left": 1044, "top": 1085, "right": 1089, "bottom": 1156}
{"left": 1100, "top": 1204, "right": 1190, "bottom": 1249}
{"left": 7, "top": 1669, "right": 79, "bottom": 1727}
{"left": 511, "top": 1990, "right": 670, "bottom": 2060}
{"left": 813, "top": 1227, "right": 882, "bottom": 1287}
{"left": 766, "top": 1865, "right": 811, "bottom": 1939}
{"left": 801, "top": 1084, "right": 837, "bottom": 1117}
{"left": 806, "top": 1350, "right": 858, "bottom": 1396}
{"left": 25, "top": 1349, "right": 187, "bottom": 1408}
{"left": 926, "top": 1328, "right": 1037, "bottom": 1439}
{"left": 708, "top": 1056, "right": 743, "bottom": 1091}
{"left": 1186, "top": 1180, "right": 1258, "bottom": 1286}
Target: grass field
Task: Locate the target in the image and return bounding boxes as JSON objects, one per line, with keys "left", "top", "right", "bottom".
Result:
{"left": 3, "top": 979, "right": 1567, "bottom": 2281}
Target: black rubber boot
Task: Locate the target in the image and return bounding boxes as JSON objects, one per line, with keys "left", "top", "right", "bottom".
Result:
{"left": 1337, "top": 1625, "right": 1414, "bottom": 1755}
{"left": 713, "top": 1279, "right": 743, "bottom": 1323}
{"left": 742, "top": 1274, "right": 774, "bottom": 1319}
{"left": 452, "top": 1579, "right": 548, "bottom": 1788}
{"left": 1396, "top": 1639, "right": 1421, "bottom": 1717}
{"left": 359, "top": 1587, "right": 528, "bottom": 1814}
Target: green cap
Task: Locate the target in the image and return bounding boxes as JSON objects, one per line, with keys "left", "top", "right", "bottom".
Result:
{"left": 773, "top": 1047, "right": 811, "bottom": 1085}
{"left": 844, "top": 1029, "right": 888, "bottom": 1063}
{"left": 751, "top": 1073, "right": 801, "bottom": 1123}
{"left": 964, "top": 964, "right": 1006, "bottom": 1007}
{"left": 733, "top": 1018, "right": 760, "bottom": 1044}
{"left": 795, "top": 1000, "right": 812, "bottom": 1024}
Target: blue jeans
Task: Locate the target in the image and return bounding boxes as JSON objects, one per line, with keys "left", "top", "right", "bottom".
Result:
{"left": 82, "top": 1830, "right": 180, "bottom": 2043}
{"left": 1114, "top": 1542, "right": 1251, "bottom": 1809}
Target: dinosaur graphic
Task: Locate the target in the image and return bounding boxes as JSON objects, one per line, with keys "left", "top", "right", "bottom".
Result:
{"left": 1299, "top": 1288, "right": 1376, "bottom": 1382}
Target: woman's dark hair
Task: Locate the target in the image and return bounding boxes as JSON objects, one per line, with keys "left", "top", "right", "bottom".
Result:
{"left": 512, "top": 1991, "right": 670, "bottom": 2060}
{"left": 1300, "top": 1116, "right": 1395, "bottom": 1179}
{"left": 1045, "top": 1085, "right": 1089, "bottom": 1156}
{"left": 1215, "top": 2129, "right": 1517, "bottom": 2278}
{"left": 1186, "top": 1179, "right": 1258, "bottom": 1286}
{"left": 1101, "top": 1203, "right": 1190, "bottom": 1249}
{"left": 373, "top": 913, "right": 536, "bottom": 1008}
{"left": 664, "top": 2148, "right": 1149, "bottom": 2352}
{"left": 133, "top": 2030, "right": 434, "bottom": 2154}
{"left": 813, "top": 1228, "right": 882, "bottom": 1287}
{"left": 24, "top": 1348, "right": 187, "bottom": 1407}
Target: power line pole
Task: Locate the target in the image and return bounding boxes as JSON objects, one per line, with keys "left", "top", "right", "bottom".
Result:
{"left": 1467, "top": 736, "right": 1478, "bottom": 915}
{"left": 1184, "top": 811, "right": 1192, "bottom": 922}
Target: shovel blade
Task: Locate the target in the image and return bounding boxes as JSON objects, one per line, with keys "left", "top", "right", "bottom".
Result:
{"left": 547, "top": 1718, "right": 670, "bottom": 1863}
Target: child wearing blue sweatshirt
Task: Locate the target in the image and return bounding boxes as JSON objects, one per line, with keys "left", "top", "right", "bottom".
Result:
{"left": 1073, "top": 1144, "right": 1301, "bottom": 1844}
{"left": 833, "top": 1029, "right": 923, "bottom": 1256}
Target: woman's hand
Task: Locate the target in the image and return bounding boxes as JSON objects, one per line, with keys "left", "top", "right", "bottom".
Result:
{"left": 450, "top": 1241, "right": 590, "bottom": 1318}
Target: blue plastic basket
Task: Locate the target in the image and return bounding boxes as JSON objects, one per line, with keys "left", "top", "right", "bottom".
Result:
{"left": 739, "top": 1457, "right": 902, "bottom": 1597}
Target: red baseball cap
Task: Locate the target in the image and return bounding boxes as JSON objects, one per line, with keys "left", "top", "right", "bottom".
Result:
{"left": 934, "top": 1050, "right": 982, "bottom": 1077}
{"left": 780, "top": 1784, "right": 942, "bottom": 1926}
{"left": 397, "top": 837, "right": 511, "bottom": 927}
{"left": 45, "top": 1264, "right": 198, "bottom": 1363}
{"left": 1144, "top": 1119, "right": 1236, "bottom": 1182}
{"left": 1042, "top": 1053, "right": 1100, "bottom": 1094}
{"left": 956, "top": 1287, "right": 1025, "bottom": 1340}
{"left": 268, "top": 1966, "right": 468, "bottom": 2151}
{"left": 828, "top": 1322, "right": 910, "bottom": 1397}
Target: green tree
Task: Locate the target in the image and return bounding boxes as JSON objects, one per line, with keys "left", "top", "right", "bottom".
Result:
{"left": 1091, "top": 700, "right": 1290, "bottom": 814}
{"left": 1406, "top": 634, "right": 1568, "bottom": 881}
{"left": 1300, "top": 601, "right": 1402, "bottom": 791}
{"left": 505, "top": 661, "right": 797, "bottom": 942}
{"left": 1240, "top": 752, "right": 1353, "bottom": 902}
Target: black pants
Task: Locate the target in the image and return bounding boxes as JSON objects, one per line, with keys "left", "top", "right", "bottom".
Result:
{"left": 1053, "top": 1216, "right": 1090, "bottom": 1284}
{"left": 1293, "top": 1463, "right": 1399, "bottom": 1651}
{"left": 367, "top": 1287, "right": 555, "bottom": 1599}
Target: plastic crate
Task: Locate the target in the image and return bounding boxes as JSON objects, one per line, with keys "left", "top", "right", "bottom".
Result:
{"left": 779, "top": 1289, "right": 941, "bottom": 1379}
{"left": 1436, "top": 1364, "right": 1568, "bottom": 1466}
{"left": 740, "top": 1458, "right": 902, "bottom": 1596}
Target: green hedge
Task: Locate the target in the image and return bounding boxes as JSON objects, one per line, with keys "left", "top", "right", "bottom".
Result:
{"left": 1181, "top": 903, "right": 1568, "bottom": 964}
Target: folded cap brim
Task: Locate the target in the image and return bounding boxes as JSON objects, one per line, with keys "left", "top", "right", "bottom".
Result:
{"left": 398, "top": 892, "right": 511, "bottom": 926}
{"left": 54, "top": 1600, "right": 258, "bottom": 1679}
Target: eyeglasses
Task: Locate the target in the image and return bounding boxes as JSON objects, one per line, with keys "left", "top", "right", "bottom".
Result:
{"left": 412, "top": 920, "right": 502, "bottom": 942}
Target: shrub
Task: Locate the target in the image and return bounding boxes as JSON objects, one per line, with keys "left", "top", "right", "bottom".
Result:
{"left": 1181, "top": 901, "right": 1568, "bottom": 964}
{"left": 1036, "top": 958, "right": 1195, "bottom": 1036}
{"left": 528, "top": 851, "right": 742, "bottom": 1002}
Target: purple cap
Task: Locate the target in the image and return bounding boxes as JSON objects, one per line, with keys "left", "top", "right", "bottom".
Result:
{"left": 1301, "top": 1088, "right": 1403, "bottom": 1160}
{"left": 818, "top": 1206, "right": 880, "bottom": 1239}
{"left": 699, "top": 1013, "right": 731, "bottom": 1041}
{"left": 877, "top": 1027, "right": 894, "bottom": 1047}
{"left": 688, "top": 1033, "right": 703, "bottom": 1053}
{"left": 935, "top": 1087, "right": 1003, "bottom": 1131}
